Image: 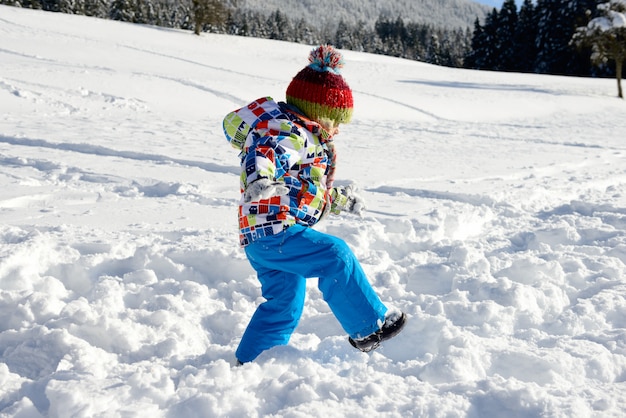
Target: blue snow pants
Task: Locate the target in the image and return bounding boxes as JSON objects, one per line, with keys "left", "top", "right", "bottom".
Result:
{"left": 235, "top": 224, "right": 388, "bottom": 363}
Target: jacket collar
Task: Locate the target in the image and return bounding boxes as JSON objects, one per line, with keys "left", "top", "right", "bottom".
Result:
{"left": 279, "top": 102, "right": 334, "bottom": 143}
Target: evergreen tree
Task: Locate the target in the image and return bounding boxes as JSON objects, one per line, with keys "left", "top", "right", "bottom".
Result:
{"left": 564, "top": 0, "right": 599, "bottom": 75}
{"left": 266, "top": 10, "right": 291, "bottom": 41}
{"left": 534, "top": 0, "right": 592, "bottom": 75}
{"left": 374, "top": 15, "right": 407, "bottom": 58}
{"left": 334, "top": 19, "right": 351, "bottom": 49}
{"left": 513, "top": 0, "right": 539, "bottom": 73}
{"left": 481, "top": 8, "right": 500, "bottom": 70}
{"left": 465, "top": 17, "right": 486, "bottom": 69}
{"left": 496, "top": 0, "right": 518, "bottom": 71}
{"left": 57, "top": 0, "right": 77, "bottom": 13}
{"left": 452, "top": 27, "right": 472, "bottom": 67}
{"left": 349, "top": 20, "right": 370, "bottom": 52}
{"left": 248, "top": 10, "right": 268, "bottom": 38}
{"left": 110, "top": 0, "right": 135, "bottom": 21}
{"left": 427, "top": 33, "right": 442, "bottom": 66}
{"left": 573, "top": 0, "right": 626, "bottom": 97}
{"left": 406, "top": 22, "right": 431, "bottom": 62}
{"left": 293, "top": 17, "right": 317, "bottom": 45}
{"left": 335, "top": 18, "right": 372, "bottom": 52}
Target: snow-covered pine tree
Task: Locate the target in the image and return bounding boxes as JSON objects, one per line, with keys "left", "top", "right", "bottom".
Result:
{"left": 573, "top": 0, "right": 626, "bottom": 98}
{"left": 110, "top": 0, "right": 135, "bottom": 22}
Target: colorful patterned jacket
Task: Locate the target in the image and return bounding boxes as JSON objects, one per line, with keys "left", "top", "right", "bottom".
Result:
{"left": 223, "top": 97, "right": 350, "bottom": 246}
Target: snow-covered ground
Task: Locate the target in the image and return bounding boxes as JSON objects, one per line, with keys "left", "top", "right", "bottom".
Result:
{"left": 1, "top": 5, "right": 626, "bottom": 417}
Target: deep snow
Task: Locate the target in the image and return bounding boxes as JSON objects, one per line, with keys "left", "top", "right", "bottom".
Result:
{"left": 1, "top": 5, "right": 626, "bottom": 417}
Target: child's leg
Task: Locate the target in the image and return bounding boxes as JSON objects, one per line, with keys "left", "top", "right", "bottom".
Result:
{"left": 300, "top": 228, "right": 388, "bottom": 339}
{"left": 235, "top": 266, "right": 306, "bottom": 363}
{"left": 314, "top": 237, "right": 388, "bottom": 340}
{"left": 244, "top": 225, "right": 387, "bottom": 342}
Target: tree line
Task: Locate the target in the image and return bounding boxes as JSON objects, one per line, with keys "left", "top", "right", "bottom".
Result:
{"left": 1, "top": 0, "right": 472, "bottom": 68}
{"left": 465, "top": 0, "right": 607, "bottom": 76}
{"left": 465, "top": 0, "right": 625, "bottom": 97}
{"left": 4, "top": 0, "right": 624, "bottom": 96}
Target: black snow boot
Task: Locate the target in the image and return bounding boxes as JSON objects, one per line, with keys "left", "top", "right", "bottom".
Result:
{"left": 349, "top": 311, "right": 407, "bottom": 353}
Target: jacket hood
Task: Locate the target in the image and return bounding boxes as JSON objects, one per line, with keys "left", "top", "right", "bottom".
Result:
{"left": 223, "top": 96, "right": 280, "bottom": 152}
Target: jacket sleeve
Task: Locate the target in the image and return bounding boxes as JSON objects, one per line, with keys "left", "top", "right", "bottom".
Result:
{"left": 243, "top": 137, "right": 283, "bottom": 186}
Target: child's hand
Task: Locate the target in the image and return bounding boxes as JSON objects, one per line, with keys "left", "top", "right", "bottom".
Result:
{"left": 244, "top": 178, "right": 289, "bottom": 203}
{"left": 332, "top": 184, "right": 365, "bottom": 216}
{"left": 344, "top": 185, "right": 365, "bottom": 216}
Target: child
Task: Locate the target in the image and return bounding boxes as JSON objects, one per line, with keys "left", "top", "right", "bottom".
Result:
{"left": 223, "top": 45, "right": 406, "bottom": 364}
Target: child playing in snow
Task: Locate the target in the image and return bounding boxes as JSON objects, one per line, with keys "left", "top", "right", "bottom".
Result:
{"left": 222, "top": 45, "right": 406, "bottom": 364}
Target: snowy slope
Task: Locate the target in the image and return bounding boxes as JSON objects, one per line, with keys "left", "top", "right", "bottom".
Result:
{"left": 2, "top": 5, "right": 626, "bottom": 417}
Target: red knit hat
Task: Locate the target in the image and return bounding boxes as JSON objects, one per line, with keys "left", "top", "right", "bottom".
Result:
{"left": 286, "top": 45, "right": 353, "bottom": 125}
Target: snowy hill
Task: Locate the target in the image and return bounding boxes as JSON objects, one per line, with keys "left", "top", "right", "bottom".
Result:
{"left": 2, "top": 5, "right": 626, "bottom": 417}
{"left": 235, "top": 0, "right": 490, "bottom": 30}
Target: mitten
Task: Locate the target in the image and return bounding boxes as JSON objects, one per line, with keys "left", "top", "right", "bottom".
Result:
{"left": 331, "top": 184, "right": 365, "bottom": 216}
{"left": 244, "top": 178, "right": 289, "bottom": 203}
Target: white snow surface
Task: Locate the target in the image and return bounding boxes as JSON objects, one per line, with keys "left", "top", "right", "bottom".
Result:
{"left": 2, "top": 5, "right": 626, "bottom": 417}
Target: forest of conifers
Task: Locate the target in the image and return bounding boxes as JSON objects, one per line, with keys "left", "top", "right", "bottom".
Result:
{"left": 1, "top": 0, "right": 615, "bottom": 77}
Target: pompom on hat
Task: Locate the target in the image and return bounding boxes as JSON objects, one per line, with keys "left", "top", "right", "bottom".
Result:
{"left": 286, "top": 45, "right": 353, "bottom": 126}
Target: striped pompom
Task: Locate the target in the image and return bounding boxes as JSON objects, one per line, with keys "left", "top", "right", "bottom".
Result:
{"left": 308, "top": 45, "right": 344, "bottom": 74}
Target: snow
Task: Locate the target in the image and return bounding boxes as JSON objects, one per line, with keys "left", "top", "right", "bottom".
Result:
{"left": 1, "top": 5, "right": 626, "bottom": 417}
{"left": 592, "top": 0, "right": 626, "bottom": 31}
{"left": 591, "top": 12, "right": 626, "bottom": 32}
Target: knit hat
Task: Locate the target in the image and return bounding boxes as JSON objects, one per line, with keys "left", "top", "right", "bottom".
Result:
{"left": 286, "top": 45, "right": 353, "bottom": 126}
